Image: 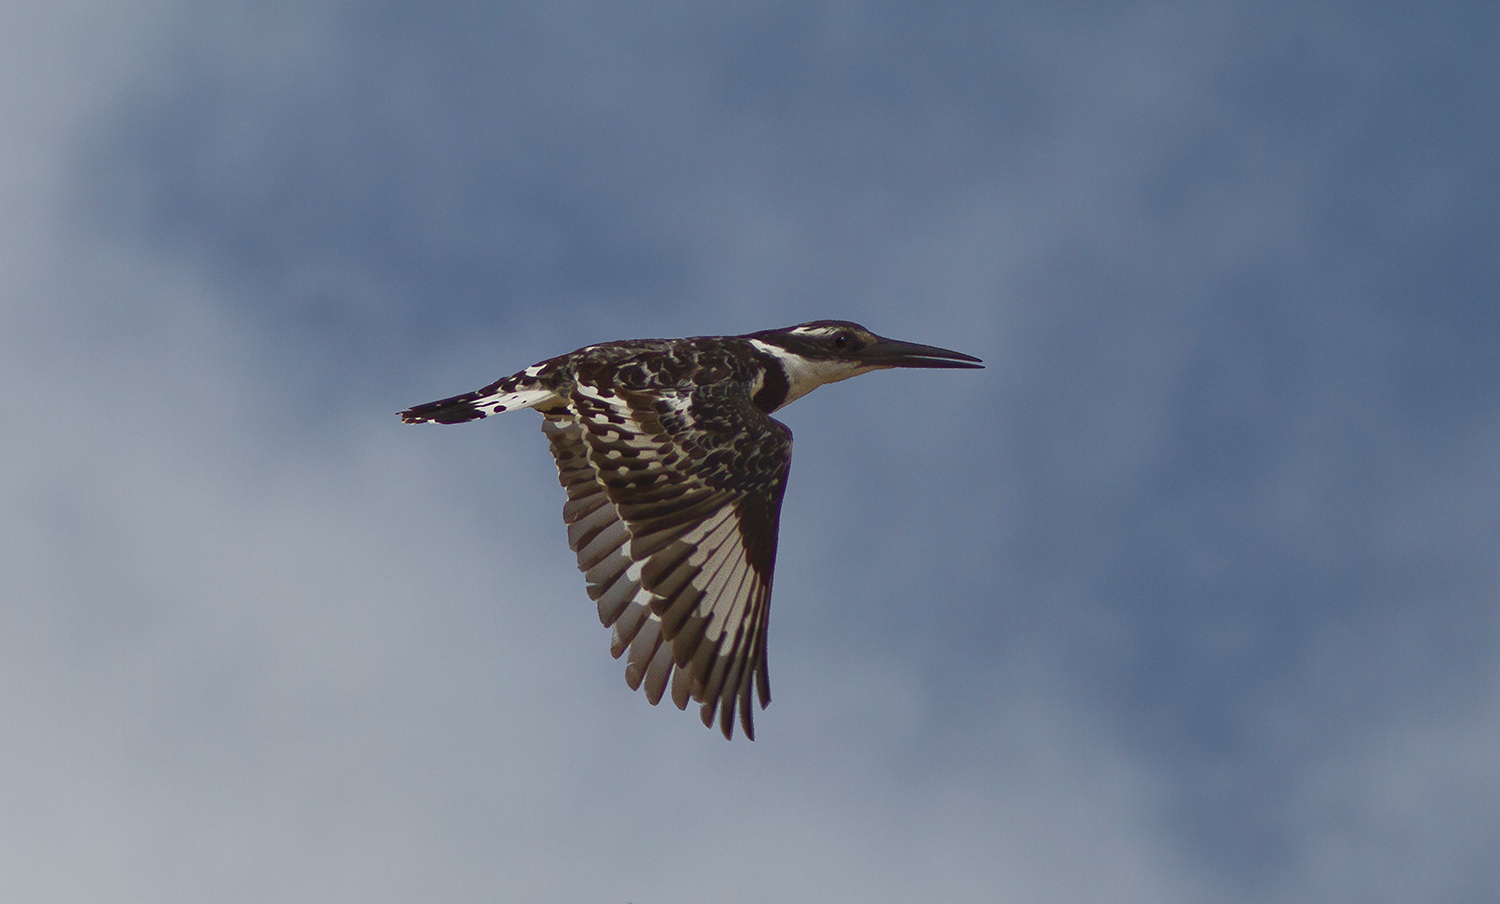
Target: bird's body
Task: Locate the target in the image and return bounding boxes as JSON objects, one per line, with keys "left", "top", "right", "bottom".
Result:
{"left": 401, "top": 320, "right": 981, "bottom": 738}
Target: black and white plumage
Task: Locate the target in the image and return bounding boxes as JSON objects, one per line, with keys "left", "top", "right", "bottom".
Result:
{"left": 400, "top": 320, "right": 982, "bottom": 739}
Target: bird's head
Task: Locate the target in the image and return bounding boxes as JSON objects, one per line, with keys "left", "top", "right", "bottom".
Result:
{"left": 747, "top": 320, "right": 983, "bottom": 408}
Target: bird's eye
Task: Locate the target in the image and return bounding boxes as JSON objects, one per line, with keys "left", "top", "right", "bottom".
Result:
{"left": 834, "top": 333, "right": 851, "bottom": 349}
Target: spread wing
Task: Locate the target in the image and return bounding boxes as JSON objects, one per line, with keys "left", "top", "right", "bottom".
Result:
{"left": 540, "top": 379, "right": 790, "bottom": 739}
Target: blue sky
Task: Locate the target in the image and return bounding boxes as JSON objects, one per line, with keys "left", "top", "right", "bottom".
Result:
{"left": 3, "top": 2, "right": 1498, "bottom": 901}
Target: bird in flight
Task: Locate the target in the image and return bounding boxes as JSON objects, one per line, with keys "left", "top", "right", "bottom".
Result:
{"left": 401, "top": 320, "right": 982, "bottom": 739}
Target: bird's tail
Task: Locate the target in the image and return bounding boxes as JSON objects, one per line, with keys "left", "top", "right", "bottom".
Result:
{"left": 400, "top": 374, "right": 558, "bottom": 424}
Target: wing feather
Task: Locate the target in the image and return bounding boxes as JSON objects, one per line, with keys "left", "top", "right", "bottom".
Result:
{"left": 541, "top": 377, "right": 790, "bottom": 739}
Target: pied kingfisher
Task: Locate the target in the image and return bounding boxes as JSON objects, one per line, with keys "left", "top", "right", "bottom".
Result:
{"left": 401, "top": 320, "right": 982, "bottom": 739}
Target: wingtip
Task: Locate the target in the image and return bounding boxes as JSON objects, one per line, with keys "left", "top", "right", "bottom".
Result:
{"left": 700, "top": 695, "right": 758, "bottom": 741}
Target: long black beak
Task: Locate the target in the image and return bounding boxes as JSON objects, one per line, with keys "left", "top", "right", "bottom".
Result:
{"left": 857, "top": 336, "right": 984, "bottom": 369}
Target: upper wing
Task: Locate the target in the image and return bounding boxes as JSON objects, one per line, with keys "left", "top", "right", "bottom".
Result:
{"left": 540, "top": 380, "right": 791, "bottom": 739}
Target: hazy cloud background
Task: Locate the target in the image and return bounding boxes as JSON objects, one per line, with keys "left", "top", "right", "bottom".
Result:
{"left": 3, "top": 2, "right": 1497, "bottom": 901}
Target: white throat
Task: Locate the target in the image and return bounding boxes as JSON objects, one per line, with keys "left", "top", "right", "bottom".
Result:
{"left": 750, "top": 339, "right": 872, "bottom": 409}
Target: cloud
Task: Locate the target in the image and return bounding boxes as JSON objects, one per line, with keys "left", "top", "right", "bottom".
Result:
{"left": 5, "top": 1, "right": 1499, "bottom": 901}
